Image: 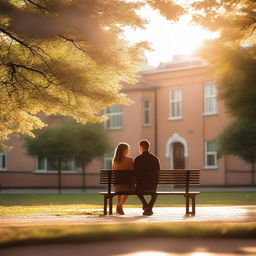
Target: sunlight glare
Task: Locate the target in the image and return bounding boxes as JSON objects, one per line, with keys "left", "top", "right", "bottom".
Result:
{"left": 116, "top": 251, "right": 171, "bottom": 256}
{"left": 190, "top": 253, "right": 214, "bottom": 256}
{"left": 123, "top": 6, "right": 218, "bottom": 66}
{"left": 239, "top": 247, "right": 256, "bottom": 253}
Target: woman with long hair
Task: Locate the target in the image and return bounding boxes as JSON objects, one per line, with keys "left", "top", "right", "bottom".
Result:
{"left": 112, "top": 142, "right": 134, "bottom": 215}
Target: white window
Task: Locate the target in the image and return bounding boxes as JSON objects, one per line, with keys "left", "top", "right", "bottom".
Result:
{"left": 0, "top": 152, "right": 7, "bottom": 171}
{"left": 37, "top": 157, "right": 76, "bottom": 172}
{"left": 143, "top": 100, "right": 151, "bottom": 126}
{"left": 102, "top": 152, "right": 113, "bottom": 169}
{"left": 204, "top": 141, "right": 218, "bottom": 168}
{"left": 169, "top": 89, "right": 182, "bottom": 119}
{"left": 105, "top": 104, "right": 123, "bottom": 129}
{"left": 204, "top": 82, "right": 217, "bottom": 115}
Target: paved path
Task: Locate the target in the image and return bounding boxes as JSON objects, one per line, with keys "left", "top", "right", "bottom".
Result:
{"left": 1, "top": 238, "right": 256, "bottom": 256}
{"left": 1, "top": 206, "right": 256, "bottom": 226}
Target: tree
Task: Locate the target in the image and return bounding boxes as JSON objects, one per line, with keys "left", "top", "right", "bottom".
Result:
{"left": 190, "top": 0, "right": 256, "bottom": 120}
{"left": 71, "top": 122, "right": 111, "bottom": 190}
{"left": 24, "top": 120, "right": 111, "bottom": 192}
{"left": 24, "top": 123, "right": 76, "bottom": 193}
{"left": 192, "top": 0, "right": 255, "bottom": 43}
{"left": 217, "top": 119, "right": 256, "bottom": 185}
{"left": 200, "top": 44, "right": 256, "bottom": 121}
{"left": 191, "top": 1, "right": 256, "bottom": 178}
{"left": 0, "top": 0, "right": 184, "bottom": 149}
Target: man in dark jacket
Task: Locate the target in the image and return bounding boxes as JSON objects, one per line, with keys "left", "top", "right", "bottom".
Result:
{"left": 134, "top": 139, "right": 160, "bottom": 215}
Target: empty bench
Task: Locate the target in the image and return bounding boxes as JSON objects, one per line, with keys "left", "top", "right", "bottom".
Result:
{"left": 99, "top": 169, "right": 200, "bottom": 216}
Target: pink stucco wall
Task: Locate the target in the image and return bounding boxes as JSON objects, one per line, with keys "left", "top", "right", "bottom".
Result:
{"left": 0, "top": 58, "right": 252, "bottom": 188}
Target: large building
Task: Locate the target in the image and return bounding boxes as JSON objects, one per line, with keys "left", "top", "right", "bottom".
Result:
{"left": 0, "top": 55, "right": 254, "bottom": 189}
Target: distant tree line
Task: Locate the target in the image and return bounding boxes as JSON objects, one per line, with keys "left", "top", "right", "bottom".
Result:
{"left": 24, "top": 120, "right": 111, "bottom": 193}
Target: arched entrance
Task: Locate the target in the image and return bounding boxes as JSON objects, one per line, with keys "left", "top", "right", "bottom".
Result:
{"left": 173, "top": 142, "right": 185, "bottom": 169}
{"left": 165, "top": 133, "right": 188, "bottom": 169}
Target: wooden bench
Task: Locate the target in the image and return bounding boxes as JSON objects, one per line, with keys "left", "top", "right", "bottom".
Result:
{"left": 99, "top": 169, "right": 200, "bottom": 216}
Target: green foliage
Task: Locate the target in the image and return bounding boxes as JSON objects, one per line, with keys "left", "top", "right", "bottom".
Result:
{"left": 71, "top": 122, "right": 112, "bottom": 167}
{"left": 24, "top": 119, "right": 111, "bottom": 192}
{"left": 199, "top": 44, "right": 256, "bottom": 121}
{"left": 24, "top": 120, "right": 111, "bottom": 164}
{"left": 191, "top": 0, "right": 256, "bottom": 121}
{"left": 24, "top": 123, "right": 76, "bottom": 162}
{"left": 192, "top": 0, "right": 256, "bottom": 45}
{"left": 148, "top": 0, "right": 185, "bottom": 21}
{"left": 0, "top": 0, "right": 184, "bottom": 149}
{"left": 191, "top": 0, "right": 256, "bottom": 164}
{"left": 217, "top": 119, "right": 256, "bottom": 164}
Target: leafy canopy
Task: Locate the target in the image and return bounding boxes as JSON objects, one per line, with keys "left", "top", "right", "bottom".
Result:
{"left": 191, "top": 0, "right": 256, "bottom": 120}
{"left": 217, "top": 119, "right": 256, "bottom": 164}
{"left": 24, "top": 120, "right": 111, "bottom": 166}
{"left": 0, "top": 0, "right": 184, "bottom": 149}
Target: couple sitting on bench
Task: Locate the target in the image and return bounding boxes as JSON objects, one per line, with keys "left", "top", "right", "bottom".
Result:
{"left": 113, "top": 139, "right": 160, "bottom": 216}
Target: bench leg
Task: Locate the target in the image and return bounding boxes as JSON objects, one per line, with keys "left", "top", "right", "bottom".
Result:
{"left": 191, "top": 196, "right": 196, "bottom": 215}
{"left": 185, "top": 196, "right": 190, "bottom": 215}
{"left": 109, "top": 196, "right": 113, "bottom": 215}
{"left": 104, "top": 196, "right": 108, "bottom": 215}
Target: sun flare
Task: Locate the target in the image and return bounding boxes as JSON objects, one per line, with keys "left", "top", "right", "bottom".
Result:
{"left": 124, "top": 6, "right": 218, "bottom": 66}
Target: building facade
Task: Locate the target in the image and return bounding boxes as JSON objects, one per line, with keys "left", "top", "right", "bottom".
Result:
{"left": 0, "top": 56, "right": 254, "bottom": 188}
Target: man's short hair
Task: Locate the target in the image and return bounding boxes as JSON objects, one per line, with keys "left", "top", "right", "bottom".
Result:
{"left": 139, "top": 140, "right": 150, "bottom": 151}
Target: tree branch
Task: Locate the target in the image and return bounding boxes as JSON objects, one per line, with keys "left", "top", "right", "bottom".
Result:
{"left": 0, "top": 27, "right": 37, "bottom": 55}
{"left": 6, "top": 62, "right": 56, "bottom": 88}
{"left": 23, "top": 0, "right": 48, "bottom": 13}
{"left": 58, "top": 35, "right": 86, "bottom": 53}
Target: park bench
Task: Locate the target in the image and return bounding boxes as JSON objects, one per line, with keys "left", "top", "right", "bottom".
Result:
{"left": 99, "top": 169, "right": 200, "bottom": 216}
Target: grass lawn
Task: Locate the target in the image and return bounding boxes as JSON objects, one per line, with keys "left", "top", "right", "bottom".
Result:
{"left": 0, "top": 222, "right": 256, "bottom": 247}
{"left": 0, "top": 191, "right": 255, "bottom": 216}
{"left": 0, "top": 192, "right": 255, "bottom": 247}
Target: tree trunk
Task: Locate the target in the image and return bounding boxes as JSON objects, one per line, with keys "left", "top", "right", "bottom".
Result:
{"left": 58, "top": 160, "right": 62, "bottom": 194}
{"left": 252, "top": 159, "right": 255, "bottom": 186}
{"left": 82, "top": 161, "right": 86, "bottom": 191}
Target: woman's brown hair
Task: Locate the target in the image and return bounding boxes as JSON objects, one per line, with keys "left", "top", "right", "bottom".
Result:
{"left": 113, "top": 142, "right": 129, "bottom": 164}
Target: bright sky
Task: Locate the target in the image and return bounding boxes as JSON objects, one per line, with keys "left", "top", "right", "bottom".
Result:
{"left": 123, "top": 6, "right": 218, "bottom": 66}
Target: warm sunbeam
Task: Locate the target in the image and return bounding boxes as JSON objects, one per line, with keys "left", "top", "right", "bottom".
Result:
{"left": 116, "top": 251, "right": 215, "bottom": 256}
{"left": 123, "top": 6, "right": 218, "bottom": 66}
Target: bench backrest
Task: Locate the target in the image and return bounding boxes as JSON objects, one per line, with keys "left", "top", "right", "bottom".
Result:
{"left": 100, "top": 169, "right": 200, "bottom": 193}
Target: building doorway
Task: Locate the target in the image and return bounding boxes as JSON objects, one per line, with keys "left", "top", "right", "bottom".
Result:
{"left": 166, "top": 133, "right": 188, "bottom": 169}
{"left": 173, "top": 142, "right": 185, "bottom": 169}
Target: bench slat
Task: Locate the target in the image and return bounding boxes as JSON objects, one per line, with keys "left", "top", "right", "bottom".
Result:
{"left": 99, "top": 191, "right": 200, "bottom": 195}
{"left": 100, "top": 169, "right": 200, "bottom": 188}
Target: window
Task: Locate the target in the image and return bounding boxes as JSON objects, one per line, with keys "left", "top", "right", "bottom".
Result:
{"left": 0, "top": 152, "right": 7, "bottom": 171}
{"left": 102, "top": 152, "right": 113, "bottom": 169}
{"left": 204, "top": 141, "right": 218, "bottom": 168}
{"left": 105, "top": 104, "right": 123, "bottom": 129}
{"left": 37, "top": 157, "right": 76, "bottom": 172}
{"left": 204, "top": 82, "right": 217, "bottom": 115}
{"left": 143, "top": 100, "right": 151, "bottom": 126}
{"left": 169, "top": 89, "right": 182, "bottom": 119}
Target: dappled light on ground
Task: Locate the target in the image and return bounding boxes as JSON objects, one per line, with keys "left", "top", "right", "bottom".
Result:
{"left": 1, "top": 206, "right": 255, "bottom": 226}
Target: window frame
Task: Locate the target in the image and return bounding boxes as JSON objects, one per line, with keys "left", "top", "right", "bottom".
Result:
{"left": 143, "top": 99, "right": 152, "bottom": 127}
{"left": 102, "top": 152, "right": 113, "bottom": 170}
{"left": 0, "top": 152, "right": 7, "bottom": 171}
{"left": 105, "top": 104, "right": 123, "bottom": 130}
{"left": 168, "top": 88, "right": 182, "bottom": 120}
{"left": 204, "top": 141, "right": 218, "bottom": 169}
{"left": 204, "top": 82, "right": 218, "bottom": 115}
{"left": 35, "top": 157, "right": 77, "bottom": 173}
